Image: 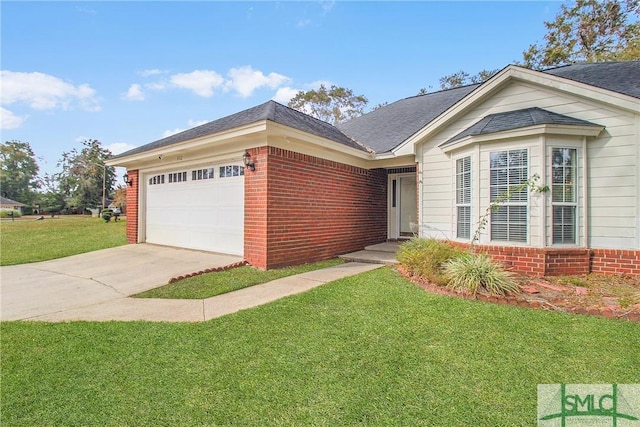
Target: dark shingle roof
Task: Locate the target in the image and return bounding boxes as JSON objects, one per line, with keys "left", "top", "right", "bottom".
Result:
{"left": 111, "top": 101, "right": 364, "bottom": 159}
{"left": 442, "top": 107, "right": 601, "bottom": 146}
{"left": 0, "top": 196, "right": 26, "bottom": 206}
{"left": 337, "top": 84, "right": 479, "bottom": 154}
{"left": 543, "top": 61, "right": 640, "bottom": 99}
{"left": 113, "top": 62, "right": 637, "bottom": 160}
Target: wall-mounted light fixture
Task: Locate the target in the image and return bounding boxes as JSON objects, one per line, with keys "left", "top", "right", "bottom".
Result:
{"left": 123, "top": 173, "right": 133, "bottom": 187}
{"left": 243, "top": 151, "right": 255, "bottom": 172}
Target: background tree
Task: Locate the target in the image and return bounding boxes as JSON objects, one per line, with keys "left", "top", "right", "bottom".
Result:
{"left": 36, "top": 173, "right": 66, "bottom": 216}
{"left": 522, "top": 0, "right": 640, "bottom": 69}
{"left": 0, "top": 140, "right": 41, "bottom": 204}
{"left": 112, "top": 187, "right": 127, "bottom": 212}
{"left": 288, "top": 84, "right": 368, "bottom": 124}
{"left": 57, "top": 139, "right": 116, "bottom": 213}
{"left": 438, "top": 69, "right": 500, "bottom": 90}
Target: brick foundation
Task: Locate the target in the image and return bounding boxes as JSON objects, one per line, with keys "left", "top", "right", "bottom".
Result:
{"left": 451, "top": 242, "right": 591, "bottom": 276}
{"left": 451, "top": 242, "right": 640, "bottom": 276}
{"left": 244, "top": 146, "right": 388, "bottom": 269}
{"left": 590, "top": 249, "right": 640, "bottom": 276}
{"left": 125, "top": 170, "right": 139, "bottom": 244}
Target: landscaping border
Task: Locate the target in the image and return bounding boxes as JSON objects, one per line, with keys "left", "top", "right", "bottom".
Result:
{"left": 397, "top": 266, "right": 640, "bottom": 322}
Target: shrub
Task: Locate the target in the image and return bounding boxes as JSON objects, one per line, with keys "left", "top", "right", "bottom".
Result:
{"left": 397, "top": 238, "right": 465, "bottom": 286}
{"left": 101, "top": 209, "right": 112, "bottom": 223}
{"left": 0, "top": 210, "right": 21, "bottom": 219}
{"left": 444, "top": 253, "right": 519, "bottom": 296}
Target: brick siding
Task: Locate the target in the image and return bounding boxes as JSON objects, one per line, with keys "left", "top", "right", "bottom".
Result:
{"left": 591, "top": 249, "right": 640, "bottom": 276}
{"left": 125, "top": 170, "right": 139, "bottom": 244}
{"left": 451, "top": 242, "right": 592, "bottom": 276}
{"left": 244, "top": 146, "right": 388, "bottom": 269}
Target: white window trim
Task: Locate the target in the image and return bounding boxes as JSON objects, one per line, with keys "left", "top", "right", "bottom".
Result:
{"left": 547, "top": 144, "right": 583, "bottom": 247}
{"left": 488, "top": 148, "right": 530, "bottom": 244}
{"left": 454, "top": 155, "right": 472, "bottom": 240}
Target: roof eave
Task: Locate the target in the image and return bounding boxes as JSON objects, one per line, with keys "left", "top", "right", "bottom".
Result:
{"left": 106, "top": 121, "right": 268, "bottom": 167}
{"left": 393, "top": 64, "right": 640, "bottom": 156}
{"left": 440, "top": 123, "right": 605, "bottom": 153}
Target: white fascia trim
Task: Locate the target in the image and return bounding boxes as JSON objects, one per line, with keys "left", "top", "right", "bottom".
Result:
{"left": 440, "top": 124, "right": 605, "bottom": 153}
{"left": 105, "top": 121, "right": 268, "bottom": 167}
{"left": 265, "top": 121, "right": 374, "bottom": 160}
{"left": 392, "top": 65, "right": 640, "bottom": 157}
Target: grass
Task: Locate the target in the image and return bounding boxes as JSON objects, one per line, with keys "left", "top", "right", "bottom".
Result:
{"left": 0, "top": 216, "right": 126, "bottom": 266}
{"left": 134, "top": 259, "right": 345, "bottom": 299}
{"left": 2, "top": 267, "right": 638, "bottom": 426}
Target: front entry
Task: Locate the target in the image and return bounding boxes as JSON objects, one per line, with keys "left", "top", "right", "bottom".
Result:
{"left": 388, "top": 173, "right": 417, "bottom": 239}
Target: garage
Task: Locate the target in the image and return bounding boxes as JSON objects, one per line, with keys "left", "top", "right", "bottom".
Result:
{"left": 144, "top": 163, "right": 244, "bottom": 255}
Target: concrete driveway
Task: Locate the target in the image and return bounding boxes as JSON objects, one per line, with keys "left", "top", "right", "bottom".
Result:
{"left": 0, "top": 244, "right": 242, "bottom": 321}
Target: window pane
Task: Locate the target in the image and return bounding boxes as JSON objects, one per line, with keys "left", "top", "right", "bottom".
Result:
{"left": 457, "top": 206, "right": 471, "bottom": 239}
{"left": 491, "top": 205, "right": 527, "bottom": 242}
{"left": 456, "top": 156, "right": 472, "bottom": 240}
{"left": 553, "top": 206, "right": 576, "bottom": 244}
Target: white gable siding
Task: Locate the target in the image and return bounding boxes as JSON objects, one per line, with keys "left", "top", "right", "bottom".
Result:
{"left": 419, "top": 80, "right": 640, "bottom": 250}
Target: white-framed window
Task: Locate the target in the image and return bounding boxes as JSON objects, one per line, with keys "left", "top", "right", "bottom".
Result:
{"left": 148, "top": 174, "right": 165, "bottom": 185}
{"left": 168, "top": 171, "right": 187, "bottom": 183}
{"left": 489, "top": 149, "right": 528, "bottom": 242}
{"left": 219, "top": 165, "right": 244, "bottom": 178}
{"left": 551, "top": 147, "right": 577, "bottom": 244}
{"left": 192, "top": 167, "right": 214, "bottom": 181}
{"left": 456, "top": 156, "right": 471, "bottom": 239}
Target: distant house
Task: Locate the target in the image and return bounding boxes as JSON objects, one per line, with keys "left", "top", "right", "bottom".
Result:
{"left": 0, "top": 196, "right": 27, "bottom": 212}
{"left": 107, "top": 61, "right": 640, "bottom": 276}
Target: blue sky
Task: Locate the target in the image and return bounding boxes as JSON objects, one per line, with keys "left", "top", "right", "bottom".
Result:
{"left": 1, "top": 1, "right": 562, "bottom": 177}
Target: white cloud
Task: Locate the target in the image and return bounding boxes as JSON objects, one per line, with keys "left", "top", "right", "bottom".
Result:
{"left": 0, "top": 107, "right": 28, "bottom": 129}
{"left": 320, "top": 1, "right": 335, "bottom": 14}
{"left": 188, "top": 119, "right": 208, "bottom": 127}
{"left": 0, "top": 70, "right": 100, "bottom": 112}
{"left": 170, "top": 70, "right": 225, "bottom": 97}
{"left": 145, "top": 81, "right": 167, "bottom": 91}
{"left": 123, "top": 84, "right": 145, "bottom": 101}
{"left": 162, "top": 119, "right": 209, "bottom": 138}
{"left": 106, "top": 142, "right": 138, "bottom": 155}
{"left": 162, "top": 128, "right": 184, "bottom": 138}
{"left": 131, "top": 66, "right": 291, "bottom": 99}
{"left": 225, "top": 66, "right": 290, "bottom": 98}
{"left": 272, "top": 87, "right": 301, "bottom": 104}
{"left": 139, "top": 69, "right": 165, "bottom": 77}
{"left": 297, "top": 19, "right": 311, "bottom": 27}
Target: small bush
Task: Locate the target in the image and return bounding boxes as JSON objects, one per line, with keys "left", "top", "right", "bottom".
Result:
{"left": 0, "top": 210, "right": 21, "bottom": 219}
{"left": 444, "top": 253, "right": 519, "bottom": 296}
{"left": 397, "top": 238, "right": 465, "bottom": 286}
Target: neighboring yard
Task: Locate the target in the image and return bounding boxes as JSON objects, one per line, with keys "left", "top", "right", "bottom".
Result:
{"left": 2, "top": 268, "right": 638, "bottom": 426}
{"left": 0, "top": 216, "right": 126, "bottom": 266}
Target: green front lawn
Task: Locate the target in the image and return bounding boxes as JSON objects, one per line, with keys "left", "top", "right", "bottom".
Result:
{"left": 2, "top": 268, "right": 637, "bottom": 426}
{"left": 0, "top": 216, "right": 126, "bottom": 266}
{"left": 134, "top": 259, "right": 344, "bottom": 299}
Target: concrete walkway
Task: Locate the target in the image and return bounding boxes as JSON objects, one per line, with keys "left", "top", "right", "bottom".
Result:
{"left": 1, "top": 245, "right": 243, "bottom": 321}
{"left": 1, "top": 244, "right": 385, "bottom": 322}
{"left": 22, "top": 262, "right": 383, "bottom": 322}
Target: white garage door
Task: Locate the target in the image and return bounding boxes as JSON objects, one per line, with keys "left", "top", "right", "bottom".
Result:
{"left": 145, "top": 163, "right": 244, "bottom": 255}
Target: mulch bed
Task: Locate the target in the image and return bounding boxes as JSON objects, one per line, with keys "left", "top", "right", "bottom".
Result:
{"left": 396, "top": 266, "right": 640, "bottom": 322}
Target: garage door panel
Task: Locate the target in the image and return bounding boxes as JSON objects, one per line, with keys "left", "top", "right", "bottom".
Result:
{"left": 145, "top": 164, "right": 244, "bottom": 255}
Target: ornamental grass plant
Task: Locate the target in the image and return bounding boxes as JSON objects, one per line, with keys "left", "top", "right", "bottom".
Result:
{"left": 397, "top": 237, "right": 464, "bottom": 286}
{"left": 444, "top": 252, "right": 519, "bottom": 296}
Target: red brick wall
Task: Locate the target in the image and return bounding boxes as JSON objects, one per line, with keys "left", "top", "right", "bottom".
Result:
{"left": 452, "top": 243, "right": 592, "bottom": 276}
{"left": 244, "top": 147, "right": 269, "bottom": 269}
{"left": 245, "top": 146, "right": 388, "bottom": 269}
{"left": 591, "top": 249, "right": 640, "bottom": 275}
{"left": 125, "top": 170, "right": 139, "bottom": 244}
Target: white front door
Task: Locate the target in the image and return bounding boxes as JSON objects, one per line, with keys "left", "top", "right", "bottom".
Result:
{"left": 388, "top": 174, "right": 417, "bottom": 239}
